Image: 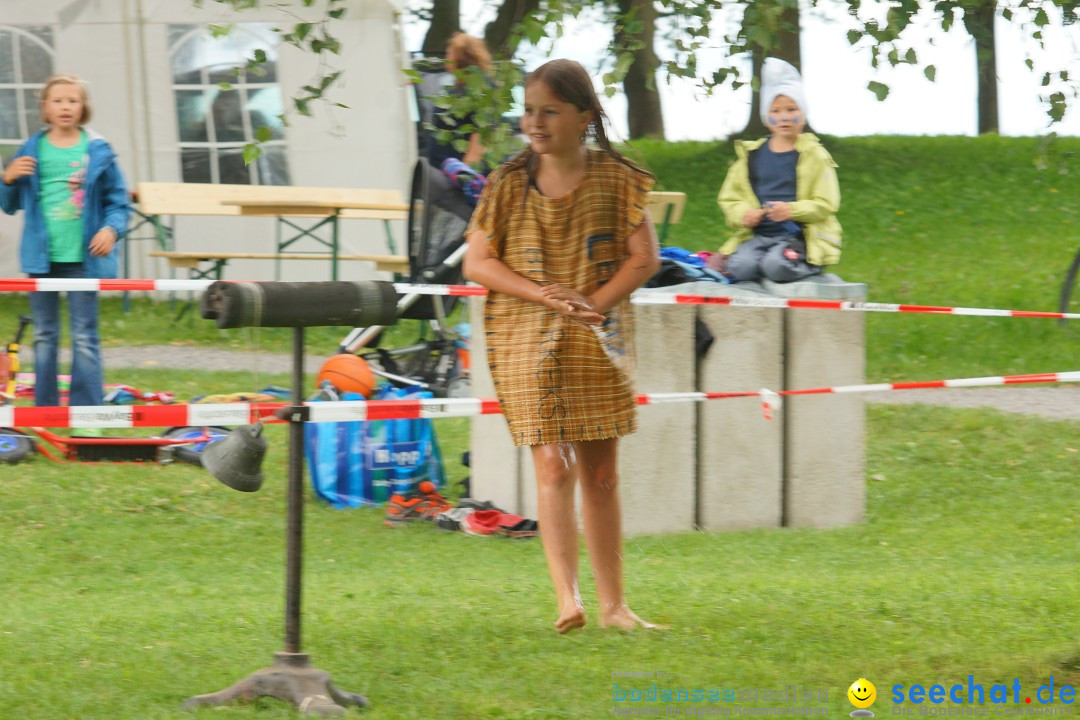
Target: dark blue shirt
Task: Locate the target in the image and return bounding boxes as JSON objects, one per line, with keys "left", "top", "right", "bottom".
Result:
{"left": 749, "top": 141, "right": 802, "bottom": 238}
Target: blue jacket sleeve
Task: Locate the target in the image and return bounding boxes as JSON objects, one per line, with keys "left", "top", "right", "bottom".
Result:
{"left": 99, "top": 161, "right": 131, "bottom": 238}
{"left": 0, "top": 175, "right": 22, "bottom": 215}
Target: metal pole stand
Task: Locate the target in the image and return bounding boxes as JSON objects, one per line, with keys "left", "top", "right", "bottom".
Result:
{"left": 182, "top": 327, "right": 368, "bottom": 716}
{"left": 181, "top": 652, "right": 367, "bottom": 716}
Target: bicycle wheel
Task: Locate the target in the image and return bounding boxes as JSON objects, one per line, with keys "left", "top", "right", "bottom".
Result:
{"left": 1059, "top": 247, "right": 1080, "bottom": 326}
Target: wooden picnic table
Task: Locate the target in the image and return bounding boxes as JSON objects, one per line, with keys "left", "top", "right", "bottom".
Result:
{"left": 130, "top": 182, "right": 410, "bottom": 283}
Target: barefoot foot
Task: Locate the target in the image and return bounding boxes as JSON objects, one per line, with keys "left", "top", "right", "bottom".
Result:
{"left": 555, "top": 608, "right": 587, "bottom": 634}
{"left": 600, "top": 606, "right": 668, "bottom": 631}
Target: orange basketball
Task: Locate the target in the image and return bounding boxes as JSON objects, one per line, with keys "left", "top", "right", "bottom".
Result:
{"left": 316, "top": 354, "right": 377, "bottom": 398}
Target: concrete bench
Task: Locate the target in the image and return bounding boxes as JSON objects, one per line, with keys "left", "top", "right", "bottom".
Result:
{"left": 467, "top": 273, "right": 868, "bottom": 536}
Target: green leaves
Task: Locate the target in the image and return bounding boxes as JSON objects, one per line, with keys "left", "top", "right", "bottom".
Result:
{"left": 868, "top": 80, "right": 891, "bottom": 101}
{"left": 924, "top": 64, "right": 937, "bottom": 82}
{"left": 319, "top": 70, "right": 341, "bottom": 90}
{"left": 242, "top": 143, "right": 262, "bottom": 166}
{"left": 1048, "top": 92, "right": 1067, "bottom": 123}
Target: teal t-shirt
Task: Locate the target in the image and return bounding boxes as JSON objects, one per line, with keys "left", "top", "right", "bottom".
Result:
{"left": 38, "top": 132, "right": 90, "bottom": 263}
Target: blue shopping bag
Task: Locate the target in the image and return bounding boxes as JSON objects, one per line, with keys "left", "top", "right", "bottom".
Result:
{"left": 305, "top": 384, "right": 445, "bottom": 508}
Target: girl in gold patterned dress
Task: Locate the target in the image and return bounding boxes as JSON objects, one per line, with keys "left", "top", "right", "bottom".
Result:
{"left": 464, "top": 59, "right": 662, "bottom": 633}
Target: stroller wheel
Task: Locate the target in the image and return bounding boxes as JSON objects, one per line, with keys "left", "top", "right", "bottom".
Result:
{"left": 0, "top": 428, "right": 34, "bottom": 464}
{"left": 445, "top": 375, "right": 471, "bottom": 398}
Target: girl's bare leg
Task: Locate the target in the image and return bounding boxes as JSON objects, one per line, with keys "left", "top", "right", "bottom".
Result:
{"left": 576, "top": 438, "right": 665, "bottom": 630}
{"left": 531, "top": 443, "right": 586, "bottom": 633}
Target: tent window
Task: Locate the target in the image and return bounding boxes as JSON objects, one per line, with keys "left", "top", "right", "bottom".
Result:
{"left": 0, "top": 26, "right": 54, "bottom": 164}
{"left": 169, "top": 24, "right": 289, "bottom": 185}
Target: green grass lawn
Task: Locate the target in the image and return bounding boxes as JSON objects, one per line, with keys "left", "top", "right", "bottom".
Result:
{"left": 2, "top": 407, "right": 1079, "bottom": 718}
{"left": 2, "top": 136, "right": 1079, "bottom": 718}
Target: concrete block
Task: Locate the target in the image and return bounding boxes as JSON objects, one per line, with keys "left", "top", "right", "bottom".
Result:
{"left": 761, "top": 273, "right": 868, "bottom": 299}
{"left": 619, "top": 300, "right": 697, "bottom": 535}
{"left": 467, "top": 296, "right": 526, "bottom": 514}
{"left": 649, "top": 282, "right": 784, "bottom": 531}
{"left": 783, "top": 288, "right": 867, "bottom": 529}
{"left": 470, "top": 271, "right": 868, "bottom": 534}
{"left": 696, "top": 303, "right": 784, "bottom": 531}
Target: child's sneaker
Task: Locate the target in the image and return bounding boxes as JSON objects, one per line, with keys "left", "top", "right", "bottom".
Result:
{"left": 384, "top": 481, "right": 452, "bottom": 527}
{"left": 384, "top": 493, "right": 425, "bottom": 526}
{"left": 416, "top": 480, "right": 450, "bottom": 508}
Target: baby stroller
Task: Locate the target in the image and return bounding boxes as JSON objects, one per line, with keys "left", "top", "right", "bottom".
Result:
{"left": 336, "top": 57, "right": 524, "bottom": 397}
{"left": 338, "top": 156, "right": 473, "bottom": 397}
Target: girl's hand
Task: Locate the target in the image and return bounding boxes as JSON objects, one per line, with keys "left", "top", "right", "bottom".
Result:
{"left": 2, "top": 157, "right": 36, "bottom": 185}
{"left": 741, "top": 208, "right": 765, "bottom": 228}
{"left": 89, "top": 227, "right": 116, "bottom": 256}
{"left": 763, "top": 201, "right": 792, "bottom": 222}
{"left": 539, "top": 284, "right": 605, "bottom": 326}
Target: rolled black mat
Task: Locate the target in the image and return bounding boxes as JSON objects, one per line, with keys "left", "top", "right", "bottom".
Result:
{"left": 200, "top": 281, "right": 399, "bottom": 329}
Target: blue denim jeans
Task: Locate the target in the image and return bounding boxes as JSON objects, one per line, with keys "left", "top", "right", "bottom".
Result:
{"left": 28, "top": 263, "right": 104, "bottom": 407}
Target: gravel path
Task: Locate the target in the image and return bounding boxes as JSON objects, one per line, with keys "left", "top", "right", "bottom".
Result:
{"left": 30, "top": 345, "right": 1080, "bottom": 422}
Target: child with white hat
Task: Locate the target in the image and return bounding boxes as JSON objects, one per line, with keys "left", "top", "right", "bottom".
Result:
{"left": 708, "top": 58, "right": 843, "bottom": 282}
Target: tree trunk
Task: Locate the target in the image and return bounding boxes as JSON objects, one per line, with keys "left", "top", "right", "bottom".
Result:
{"left": 422, "top": 0, "right": 461, "bottom": 56}
{"left": 484, "top": 0, "right": 542, "bottom": 58}
{"left": 616, "top": 0, "right": 665, "bottom": 139}
{"left": 738, "top": 0, "right": 802, "bottom": 138}
{"left": 963, "top": 2, "right": 999, "bottom": 134}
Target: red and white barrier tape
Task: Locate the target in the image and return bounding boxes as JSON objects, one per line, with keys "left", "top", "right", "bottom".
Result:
{"left": 4, "top": 371, "right": 1078, "bottom": 428}
{"left": 0, "top": 402, "right": 285, "bottom": 429}
{"left": 632, "top": 293, "right": 1080, "bottom": 320}
{"left": 2, "top": 278, "right": 1074, "bottom": 320}
{"left": 0, "top": 278, "right": 486, "bottom": 296}
{"left": 0, "top": 278, "right": 214, "bottom": 292}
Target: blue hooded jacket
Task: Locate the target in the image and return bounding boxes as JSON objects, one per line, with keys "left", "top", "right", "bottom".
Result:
{"left": 0, "top": 128, "right": 130, "bottom": 278}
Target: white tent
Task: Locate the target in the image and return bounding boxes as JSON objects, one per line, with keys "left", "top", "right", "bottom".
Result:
{"left": 0, "top": 0, "right": 415, "bottom": 281}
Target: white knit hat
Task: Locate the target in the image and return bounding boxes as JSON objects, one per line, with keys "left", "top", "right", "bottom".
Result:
{"left": 759, "top": 58, "right": 808, "bottom": 127}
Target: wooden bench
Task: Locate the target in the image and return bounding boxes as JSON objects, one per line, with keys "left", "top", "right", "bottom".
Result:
{"left": 646, "top": 191, "right": 686, "bottom": 245}
{"left": 132, "top": 182, "right": 409, "bottom": 281}
{"left": 149, "top": 251, "right": 410, "bottom": 278}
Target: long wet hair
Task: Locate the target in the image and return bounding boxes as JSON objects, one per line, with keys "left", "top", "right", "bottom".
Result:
{"left": 508, "top": 59, "right": 653, "bottom": 182}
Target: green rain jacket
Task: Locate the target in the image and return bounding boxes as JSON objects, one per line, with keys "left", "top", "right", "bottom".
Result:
{"left": 716, "top": 133, "right": 843, "bottom": 267}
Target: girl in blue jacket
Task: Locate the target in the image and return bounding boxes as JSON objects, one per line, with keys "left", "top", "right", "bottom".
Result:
{"left": 0, "top": 73, "right": 130, "bottom": 408}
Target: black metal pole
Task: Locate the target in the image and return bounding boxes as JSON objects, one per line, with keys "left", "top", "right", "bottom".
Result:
{"left": 285, "top": 325, "right": 304, "bottom": 653}
{"left": 184, "top": 285, "right": 374, "bottom": 713}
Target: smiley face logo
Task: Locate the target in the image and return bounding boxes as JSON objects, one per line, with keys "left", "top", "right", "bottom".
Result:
{"left": 848, "top": 678, "right": 877, "bottom": 709}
